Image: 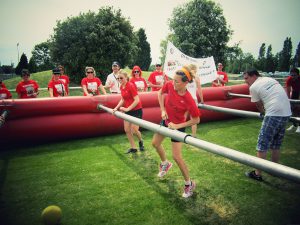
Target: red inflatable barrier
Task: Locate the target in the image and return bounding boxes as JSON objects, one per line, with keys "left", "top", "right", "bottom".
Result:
{"left": 0, "top": 84, "right": 256, "bottom": 144}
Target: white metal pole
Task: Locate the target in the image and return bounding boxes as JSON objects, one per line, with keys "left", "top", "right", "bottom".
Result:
{"left": 97, "top": 104, "right": 300, "bottom": 183}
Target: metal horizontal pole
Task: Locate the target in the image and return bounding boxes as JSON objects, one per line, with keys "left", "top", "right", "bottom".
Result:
{"left": 228, "top": 92, "right": 300, "bottom": 104}
{"left": 98, "top": 104, "right": 300, "bottom": 183}
{"left": 198, "top": 103, "right": 300, "bottom": 123}
{"left": 0, "top": 110, "right": 9, "bottom": 128}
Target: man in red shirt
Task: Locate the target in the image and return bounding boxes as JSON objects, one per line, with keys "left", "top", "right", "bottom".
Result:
{"left": 286, "top": 67, "right": 300, "bottom": 133}
{"left": 15, "top": 69, "right": 39, "bottom": 98}
{"left": 148, "top": 63, "right": 168, "bottom": 91}
{"left": 212, "top": 63, "right": 228, "bottom": 87}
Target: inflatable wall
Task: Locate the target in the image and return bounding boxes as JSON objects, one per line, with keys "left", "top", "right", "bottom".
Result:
{"left": 0, "top": 84, "right": 257, "bottom": 145}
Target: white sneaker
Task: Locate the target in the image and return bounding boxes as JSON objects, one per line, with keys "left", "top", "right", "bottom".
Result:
{"left": 296, "top": 126, "right": 300, "bottom": 133}
{"left": 182, "top": 181, "right": 196, "bottom": 198}
{"left": 157, "top": 161, "right": 173, "bottom": 178}
{"left": 287, "top": 125, "right": 296, "bottom": 131}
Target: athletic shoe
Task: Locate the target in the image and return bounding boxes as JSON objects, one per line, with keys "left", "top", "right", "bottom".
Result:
{"left": 157, "top": 161, "right": 173, "bottom": 178}
{"left": 245, "top": 170, "right": 263, "bottom": 181}
{"left": 287, "top": 125, "right": 296, "bottom": 131}
{"left": 296, "top": 126, "right": 300, "bottom": 133}
{"left": 139, "top": 140, "right": 145, "bottom": 151}
{"left": 125, "top": 148, "right": 137, "bottom": 154}
{"left": 182, "top": 181, "right": 196, "bottom": 198}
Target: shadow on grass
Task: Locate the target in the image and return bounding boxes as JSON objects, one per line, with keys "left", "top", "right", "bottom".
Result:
{"left": 109, "top": 144, "right": 229, "bottom": 225}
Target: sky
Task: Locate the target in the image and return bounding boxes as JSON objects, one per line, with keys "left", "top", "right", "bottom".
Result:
{"left": 0, "top": 0, "right": 299, "bottom": 66}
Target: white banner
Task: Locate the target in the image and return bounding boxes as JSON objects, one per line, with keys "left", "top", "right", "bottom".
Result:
{"left": 163, "top": 41, "right": 217, "bottom": 84}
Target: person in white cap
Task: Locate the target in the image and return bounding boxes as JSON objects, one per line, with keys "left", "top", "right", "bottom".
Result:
{"left": 105, "top": 61, "right": 121, "bottom": 94}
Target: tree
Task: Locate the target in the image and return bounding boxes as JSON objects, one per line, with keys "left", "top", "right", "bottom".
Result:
{"left": 51, "top": 7, "right": 136, "bottom": 83}
{"left": 132, "top": 28, "right": 152, "bottom": 71}
{"left": 162, "top": 0, "right": 232, "bottom": 63}
{"left": 28, "top": 57, "right": 37, "bottom": 73}
{"left": 278, "top": 37, "right": 293, "bottom": 71}
{"left": 256, "top": 43, "right": 266, "bottom": 71}
{"left": 265, "top": 45, "right": 276, "bottom": 73}
{"left": 293, "top": 41, "right": 300, "bottom": 67}
{"left": 15, "top": 53, "right": 29, "bottom": 75}
{"left": 31, "top": 41, "right": 54, "bottom": 72}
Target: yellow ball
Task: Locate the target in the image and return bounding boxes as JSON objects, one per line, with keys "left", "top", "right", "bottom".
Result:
{"left": 41, "top": 205, "right": 62, "bottom": 225}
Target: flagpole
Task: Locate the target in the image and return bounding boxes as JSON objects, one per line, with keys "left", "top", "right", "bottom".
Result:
{"left": 17, "top": 43, "right": 20, "bottom": 62}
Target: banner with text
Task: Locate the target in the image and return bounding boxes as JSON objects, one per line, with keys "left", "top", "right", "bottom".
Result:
{"left": 163, "top": 41, "right": 217, "bottom": 84}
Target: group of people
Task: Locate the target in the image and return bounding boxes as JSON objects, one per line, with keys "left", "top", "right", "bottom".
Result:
{"left": 1, "top": 61, "right": 299, "bottom": 198}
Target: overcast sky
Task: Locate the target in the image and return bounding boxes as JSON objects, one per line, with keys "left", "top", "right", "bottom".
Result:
{"left": 0, "top": 0, "right": 299, "bottom": 66}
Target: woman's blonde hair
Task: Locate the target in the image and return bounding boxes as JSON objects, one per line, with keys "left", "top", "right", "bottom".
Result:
{"left": 176, "top": 64, "right": 196, "bottom": 83}
{"left": 85, "top": 66, "right": 96, "bottom": 76}
{"left": 118, "top": 70, "right": 129, "bottom": 81}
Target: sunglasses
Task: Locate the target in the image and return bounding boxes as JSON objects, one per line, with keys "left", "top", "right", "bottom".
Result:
{"left": 156, "top": 65, "right": 161, "bottom": 67}
{"left": 134, "top": 71, "right": 140, "bottom": 74}
{"left": 22, "top": 74, "right": 30, "bottom": 76}
{"left": 117, "top": 77, "right": 124, "bottom": 80}
{"left": 86, "top": 71, "right": 94, "bottom": 74}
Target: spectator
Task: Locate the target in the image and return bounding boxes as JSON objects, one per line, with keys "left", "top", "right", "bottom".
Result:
{"left": 55, "top": 65, "right": 70, "bottom": 95}
{"left": 243, "top": 69, "right": 291, "bottom": 181}
{"left": 48, "top": 68, "right": 68, "bottom": 97}
{"left": 151, "top": 65, "right": 200, "bottom": 198}
{"left": 148, "top": 63, "right": 168, "bottom": 91}
{"left": 212, "top": 63, "right": 228, "bottom": 87}
{"left": 112, "top": 70, "right": 145, "bottom": 153}
{"left": 285, "top": 67, "right": 300, "bottom": 133}
{"left": 81, "top": 67, "right": 106, "bottom": 96}
{"left": 105, "top": 61, "right": 121, "bottom": 94}
{"left": 0, "top": 80, "right": 12, "bottom": 99}
{"left": 186, "top": 64, "right": 204, "bottom": 137}
{"left": 129, "top": 65, "right": 148, "bottom": 92}
{"left": 15, "top": 69, "right": 39, "bottom": 98}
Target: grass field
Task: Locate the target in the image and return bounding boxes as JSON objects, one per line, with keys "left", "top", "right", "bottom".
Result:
{"left": 0, "top": 118, "right": 300, "bottom": 225}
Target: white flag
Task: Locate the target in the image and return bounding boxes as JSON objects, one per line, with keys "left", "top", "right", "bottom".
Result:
{"left": 163, "top": 41, "right": 217, "bottom": 84}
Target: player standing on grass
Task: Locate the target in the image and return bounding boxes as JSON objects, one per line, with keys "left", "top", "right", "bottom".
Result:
{"left": 151, "top": 65, "right": 200, "bottom": 198}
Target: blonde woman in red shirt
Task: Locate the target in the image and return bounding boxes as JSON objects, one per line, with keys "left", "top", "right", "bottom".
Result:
{"left": 81, "top": 67, "right": 106, "bottom": 96}
{"left": 113, "top": 70, "right": 145, "bottom": 153}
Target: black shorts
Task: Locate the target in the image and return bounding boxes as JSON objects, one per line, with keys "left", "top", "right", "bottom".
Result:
{"left": 125, "top": 108, "right": 143, "bottom": 119}
{"left": 160, "top": 120, "right": 185, "bottom": 143}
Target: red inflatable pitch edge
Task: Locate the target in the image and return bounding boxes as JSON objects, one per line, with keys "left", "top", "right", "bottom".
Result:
{"left": 0, "top": 84, "right": 256, "bottom": 144}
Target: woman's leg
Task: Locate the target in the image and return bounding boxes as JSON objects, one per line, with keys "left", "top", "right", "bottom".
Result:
{"left": 124, "top": 121, "right": 136, "bottom": 149}
{"left": 172, "top": 142, "right": 190, "bottom": 182}
{"left": 152, "top": 133, "right": 166, "bottom": 161}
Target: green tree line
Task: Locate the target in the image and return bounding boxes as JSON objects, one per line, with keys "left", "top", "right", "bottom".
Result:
{"left": 10, "top": 0, "right": 299, "bottom": 80}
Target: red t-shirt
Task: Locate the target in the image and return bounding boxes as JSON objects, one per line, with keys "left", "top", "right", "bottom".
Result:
{"left": 48, "top": 80, "right": 67, "bottom": 97}
{"left": 52, "top": 75, "right": 70, "bottom": 94}
{"left": 0, "top": 83, "right": 7, "bottom": 88}
{"left": 121, "top": 82, "right": 142, "bottom": 111}
{"left": 81, "top": 77, "right": 103, "bottom": 96}
{"left": 148, "top": 71, "right": 168, "bottom": 91}
{"left": 212, "top": 71, "right": 228, "bottom": 87}
{"left": 129, "top": 77, "right": 147, "bottom": 92}
{"left": 286, "top": 75, "right": 300, "bottom": 98}
{"left": 0, "top": 88, "right": 12, "bottom": 99}
{"left": 15, "top": 80, "right": 39, "bottom": 98}
{"left": 162, "top": 81, "right": 201, "bottom": 124}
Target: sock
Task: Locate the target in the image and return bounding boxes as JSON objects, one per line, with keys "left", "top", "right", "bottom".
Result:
{"left": 161, "top": 160, "right": 168, "bottom": 165}
{"left": 185, "top": 180, "right": 192, "bottom": 186}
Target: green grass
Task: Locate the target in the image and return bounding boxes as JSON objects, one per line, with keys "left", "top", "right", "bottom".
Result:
{"left": 0, "top": 118, "right": 299, "bottom": 225}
